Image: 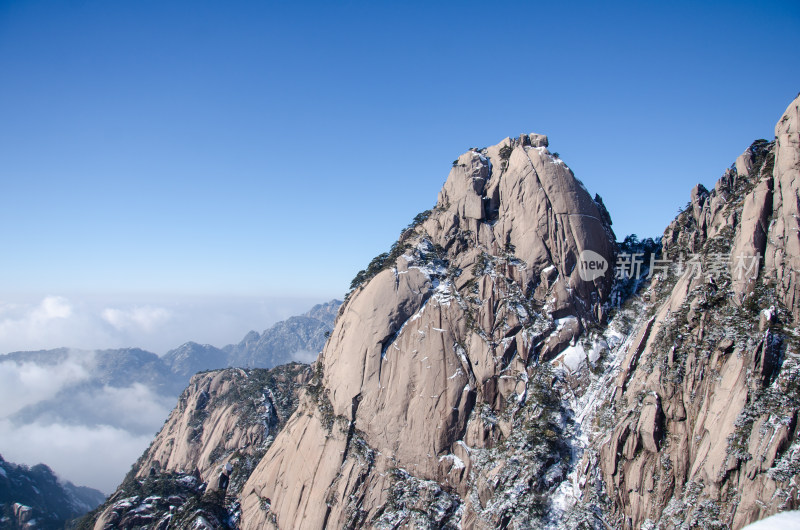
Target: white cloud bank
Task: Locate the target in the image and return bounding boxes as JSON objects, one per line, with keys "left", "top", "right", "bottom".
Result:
{"left": 0, "top": 350, "right": 94, "bottom": 416}
{"left": 0, "top": 419, "right": 155, "bottom": 494}
{"left": 0, "top": 353, "right": 175, "bottom": 493}
{"left": 101, "top": 306, "right": 172, "bottom": 334}
{"left": 0, "top": 294, "right": 324, "bottom": 492}
{"left": 0, "top": 294, "right": 320, "bottom": 355}
{"left": 0, "top": 296, "right": 134, "bottom": 354}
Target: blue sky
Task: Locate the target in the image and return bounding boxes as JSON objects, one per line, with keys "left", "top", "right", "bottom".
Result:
{"left": 1, "top": 0, "right": 799, "bottom": 304}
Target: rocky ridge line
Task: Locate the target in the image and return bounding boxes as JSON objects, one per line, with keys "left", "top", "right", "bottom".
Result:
{"left": 238, "top": 132, "right": 617, "bottom": 528}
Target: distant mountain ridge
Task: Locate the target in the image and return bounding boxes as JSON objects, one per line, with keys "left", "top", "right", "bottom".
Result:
{"left": 162, "top": 299, "right": 341, "bottom": 376}
{"left": 1, "top": 299, "right": 342, "bottom": 389}
{"left": 0, "top": 299, "right": 341, "bottom": 500}
{"left": 0, "top": 347, "right": 178, "bottom": 393}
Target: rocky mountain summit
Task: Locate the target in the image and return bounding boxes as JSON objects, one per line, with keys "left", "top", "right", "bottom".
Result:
{"left": 238, "top": 131, "right": 618, "bottom": 528}
{"left": 86, "top": 94, "right": 800, "bottom": 529}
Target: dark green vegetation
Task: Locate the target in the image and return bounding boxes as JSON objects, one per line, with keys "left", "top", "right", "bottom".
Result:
{"left": 348, "top": 209, "right": 433, "bottom": 294}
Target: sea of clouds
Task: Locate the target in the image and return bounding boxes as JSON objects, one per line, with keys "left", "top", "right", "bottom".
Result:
{"left": 0, "top": 294, "right": 318, "bottom": 355}
{"left": 0, "top": 349, "right": 166, "bottom": 493}
{"left": 0, "top": 294, "right": 320, "bottom": 493}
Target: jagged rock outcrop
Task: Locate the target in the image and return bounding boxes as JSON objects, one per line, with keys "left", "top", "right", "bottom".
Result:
{"left": 86, "top": 364, "right": 310, "bottom": 530}
{"left": 80, "top": 96, "right": 800, "bottom": 530}
{"left": 593, "top": 95, "right": 800, "bottom": 529}
{"left": 134, "top": 364, "right": 310, "bottom": 483}
{"left": 764, "top": 97, "right": 800, "bottom": 320}
{"left": 239, "top": 134, "right": 616, "bottom": 528}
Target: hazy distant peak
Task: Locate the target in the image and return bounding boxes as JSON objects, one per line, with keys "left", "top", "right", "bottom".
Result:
{"left": 302, "top": 299, "right": 343, "bottom": 325}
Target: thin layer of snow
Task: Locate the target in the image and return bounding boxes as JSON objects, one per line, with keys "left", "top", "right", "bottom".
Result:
{"left": 544, "top": 305, "right": 652, "bottom": 526}
{"left": 448, "top": 369, "right": 464, "bottom": 380}
{"left": 192, "top": 516, "right": 214, "bottom": 530}
{"left": 554, "top": 316, "right": 578, "bottom": 330}
{"left": 456, "top": 440, "right": 472, "bottom": 453}
{"left": 588, "top": 337, "right": 609, "bottom": 364}
{"left": 549, "top": 477, "right": 575, "bottom": 513}
{"left": 557, "top": 344, "right": 586, "bottom": 371}
{"left": 438, "top": 453, "right": 465, "bottom": 470}
{"left": 454, "top": 342, "right": 470, "bottom": 370}
{"left": 742, "top": 511, "right": 800, "bottom": 529}
{"left": 382, "top": 305, "right": 422, "bottom": 359}
{"left": 430, "top": 278, "right": 454, "bottom": 305}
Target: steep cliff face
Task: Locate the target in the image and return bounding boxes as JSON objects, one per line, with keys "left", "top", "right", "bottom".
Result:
{"left": 590, "top": 95, "right": 800, "bottom": 529}
{"left": 87, "top": 364, "right": 310, "bottom": 529}
{"left": 83, "top": 97, "right": 800, "bottom": 530}
{"left": 134, "top": 364, "right": 310, "bottom": 484}
{"left": 239, "top": 134, "right": 616, "bottom": 528}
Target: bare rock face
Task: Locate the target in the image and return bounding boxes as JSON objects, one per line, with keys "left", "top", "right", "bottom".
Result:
{"left": 730, "top": 172, "right": 773, "bottom": 297}
{"left": 764, "top": 96, "right": 800, "bottom": 320}
{"left": 239, "top": 134, "right": 616, "bottom": 528}
{"left": 595, "top": 95, "right": 800, "bottom": 530}
{"left": 89, "top": 364, "right": 310, "bottom": 530}
{"left": 636, "top": 393, "right": 664, "bottom": 453}
{"left": 133, "top": 366, "right": 308, "bottom": 483}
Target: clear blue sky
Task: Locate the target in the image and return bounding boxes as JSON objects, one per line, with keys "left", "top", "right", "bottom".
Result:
{"left": 1, "top": 0, "right": 799, "bottom": 300}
